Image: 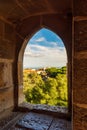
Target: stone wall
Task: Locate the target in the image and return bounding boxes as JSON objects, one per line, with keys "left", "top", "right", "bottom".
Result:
{"left": 18, "top": 60, "right": 25, "bottom": 104}
{"left": 0, "top": 19, "right": 16, "bottom": 112}
{"left": 0, "top": 1, "right": 87, "bottom": 129}
{"left": 73, "top": 0, "right": 87, "bottom": 129}
{"left": 17, "top": 15, "right": 72, "bottom": 113}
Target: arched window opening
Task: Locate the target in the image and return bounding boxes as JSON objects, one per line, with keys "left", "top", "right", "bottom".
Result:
{"left": 23, "top": 28, "right": 68, "bottom": 113}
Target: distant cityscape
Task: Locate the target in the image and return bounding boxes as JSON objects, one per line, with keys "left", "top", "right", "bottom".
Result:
{"left": 23, "top": 66, "right": 63, "bottom": 71}
{"left": 23, "top": 67, "right": 46, "bottom": 75}
{"left": 23, "top": 65, "right": 65, "bottom": 70}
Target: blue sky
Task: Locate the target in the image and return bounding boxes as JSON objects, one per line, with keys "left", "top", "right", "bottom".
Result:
{"left": 23, "top": 28, "right": 67, "bottom": 68}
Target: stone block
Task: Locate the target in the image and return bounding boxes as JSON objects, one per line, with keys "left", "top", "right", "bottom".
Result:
{"left": 0, "top": 87, "right": 14, "bottom": 112}
{"left": 16, "top": 112, "right": 53, "bottom": 130}
{"left": 73, "top": 59, "right": 87, "bottom": 85}
{"left": 18, "top": 86, "right": 24, "bottom": 104}
{"left": 49, "top": 118, "right": 71, "bottom": 130}
{"left": 74, "top": 0, "right": 87, "bottom": 16}
{"left": 4, "top": 23, "right": 15, "bottom": 41}
{"left": 73, "top": 87, "right": 87, "bottom": 104}
{"left": 74, "top": 21, "right": 87, "bottom": 52}
{"left": 3, "top": 62, "right": 13, "bottom": 88}
{"left": 73, "top": 105, "right": 87, "bottom": 130}
{"left": 0, "top": 63, "right": 4, "bottom": 88}
{"left": 16, "top": 16, "right": 40, "bottom": 38}
{"left": 0, "top": 38, "right": 15, "bottom": 59}
{"left": 0, "top": 19, "right": 4, "bottom": 37}
{"left": 73, "top": 59, "right": 87, "bottom": 104}
{"left": 18, "top": 62, "right": 23, "bottom": 86}
{"left": 0, "top": 60, "right": 13, "bottom": 89}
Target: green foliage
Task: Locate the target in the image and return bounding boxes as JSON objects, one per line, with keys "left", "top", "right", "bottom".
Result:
{"left": 23, "top": 67, "right": 68, "bottom": 107}
{"left": 45, "top": 67, "right": 67, "bottom": 78}
{"left": 61, "top": 66, "right": 67, "bottom": 74}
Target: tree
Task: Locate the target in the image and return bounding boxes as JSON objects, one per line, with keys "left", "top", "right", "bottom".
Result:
{"left": 56, "top": 73, "right": 68, "bottom": 106}
{"left": 23, "top": 72, "right": 45, "bottom": 103}
{"left": 23, "top": 67, "right": 68, "bottom": 107}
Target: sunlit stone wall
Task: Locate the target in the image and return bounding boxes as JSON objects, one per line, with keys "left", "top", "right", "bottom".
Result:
{"left": 0, "top": 20, "right": 15, "bottom": 112}
{"left": 73, "top": 0, "right": 87, "bottom": 129}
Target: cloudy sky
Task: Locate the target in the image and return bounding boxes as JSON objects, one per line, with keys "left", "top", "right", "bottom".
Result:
{"left": 23, "top": 28, "right": 67, "bottom": 69}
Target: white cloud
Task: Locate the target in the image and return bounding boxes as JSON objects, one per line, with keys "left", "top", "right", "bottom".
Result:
{"left": 23, "top": 43, "right": 67, "bottom": 68}
{"left": 35, "top": 37, "right": 45, "bottom": 42}
{"left": 30, "top": 44, "right": 48, "bottom": 51}
{"left": 23, "top": 28, "right": 67, "bottom": 68}
{"left": 49, "top": 42, "right": 57, "bottom": 46}
{"left": 30, "top": 36, "right": 60, "bottom": 48}
{"left": 24, "top": 44, "right": 46, "bottom": 57}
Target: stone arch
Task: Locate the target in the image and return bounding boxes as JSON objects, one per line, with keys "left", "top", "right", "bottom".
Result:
{"left": 12, "top": 14, "right": 72, "bottom": 117}
{"left": 19, "top": 25, "right": 68, "bottom": 62}
{"left": 17, "top": 25, "right": 72, "bottom": 117}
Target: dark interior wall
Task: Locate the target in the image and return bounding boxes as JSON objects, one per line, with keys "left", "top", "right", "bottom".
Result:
{"left": 16, "top": 14, "right": 72, "bottom": 55}
{"left": 73, "top": 0, "right": 87, "bottom": 129}
{"left": 0, "top": 1, "right": 87, "bottom": 129}
{"left": 0, "top": 19, "right": 16, "bottom": 112}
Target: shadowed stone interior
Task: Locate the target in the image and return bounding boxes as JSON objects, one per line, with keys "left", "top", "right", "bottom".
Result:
{"left": 0, "top": 0, "right": 87, "bottom": 129}
{"left": 10, "top": 112, "right": 71, "bottom": 130}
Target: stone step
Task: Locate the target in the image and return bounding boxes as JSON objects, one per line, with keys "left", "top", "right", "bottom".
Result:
{"left": 10, "top": 112, "right": 71, "bottom": 130}
{"left": 15, "top": 112, "right": 53, "bottom": 130}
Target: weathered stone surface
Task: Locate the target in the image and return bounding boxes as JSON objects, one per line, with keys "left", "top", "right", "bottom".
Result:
{"left": 0, "top": 87, "right": 14, "bottom": 112}
{"left": 18, "top": 62, "right": 24, "bottom": 104}
{"left": 74, "top": 21, "right": 87, "bottom": 52}
{"left": 0, "top": 111, "right": 71, "bottom": 129}
{"left": 5, "top": 62, "right": 13, "bottom": 86}
{"left": 73, "top": 105, "right": 87, "bottom": 130}
{"left": 74, "top": 0, "right": 87, "bottom": 16}
{"left": 18, "top": 62, "right": 23, "bottom": 86}
{"left": 0, "top": 59, "right": 14, "bottom": 112}
{"left": 74, "top": 51, "right": 87, "bottom": 59}
{"left": 49, "top": 118, "right": 71, "bottom": 130}
{"left": 9, "top": 112, "right": 71, "bottom": 130}
{"left": 73, "top": 59, "right": 87, "bottom": 104}
{"left": 0, "top": 110, "right": 20, "bottom": 129}
{"left": 16, "top": 16, "right": 40, "bottom": 38}
{"left": 0, "top": 21, "right": 16, "bottom": 113}
{"left": 73, "top": 59, "right": 87, "bottom": 85}
{"left": 4, "top": 23, "right": 15, "bottom": 41}
{"left": 16, "top": 112, "right": 53, "bottom": 130}
{"left": 0, "top": 60, "right": 13, "bottom": 89}
{"left": 33, "top": 104, "right": 68, "bottom": 113}
{"left": 0, "top": 1, "right": 87, "bottom": 130}
{"left": 0, "top": 38, "right": 15, "bottom": 59}
{"left": 0, "top": 63, "right": 4, "bottom": 88}
{"left": 73, "top": 87, "right": 87, "bottom": 105}
{"left": 0, "top": 19, "right": 4, "bottom": 37}
{"left": 73, "top": 5, "right": 87, "bottom": 128}
{"left": 19, "top": 103, "right": 68, "bottom": 114}
{"left": 73, "top": 1, "right": 87, "bottom": 129}
{"left": 18, "top": 86, "right": 24, "bottom": 104}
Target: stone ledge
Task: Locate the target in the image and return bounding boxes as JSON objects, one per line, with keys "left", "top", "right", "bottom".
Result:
{"left": 74, "top": 51, "right": 87, "bottom": 59}
{"left": 0, "top": 86, "right": 13, "bottom": 92}
{"left": 73, "top": 103, "right": 87, "bottom": 109}
{"left": 74, "top": 16, "right": 87, "bottom": 21}
{"left": 18, "top": 103, "right": 70, "bottom": 120}
{"left": 19, "top": 102, "right": 68, "bottom": 113}
{"left": 0, "top": 58, "right": 13, "bottom": 63}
